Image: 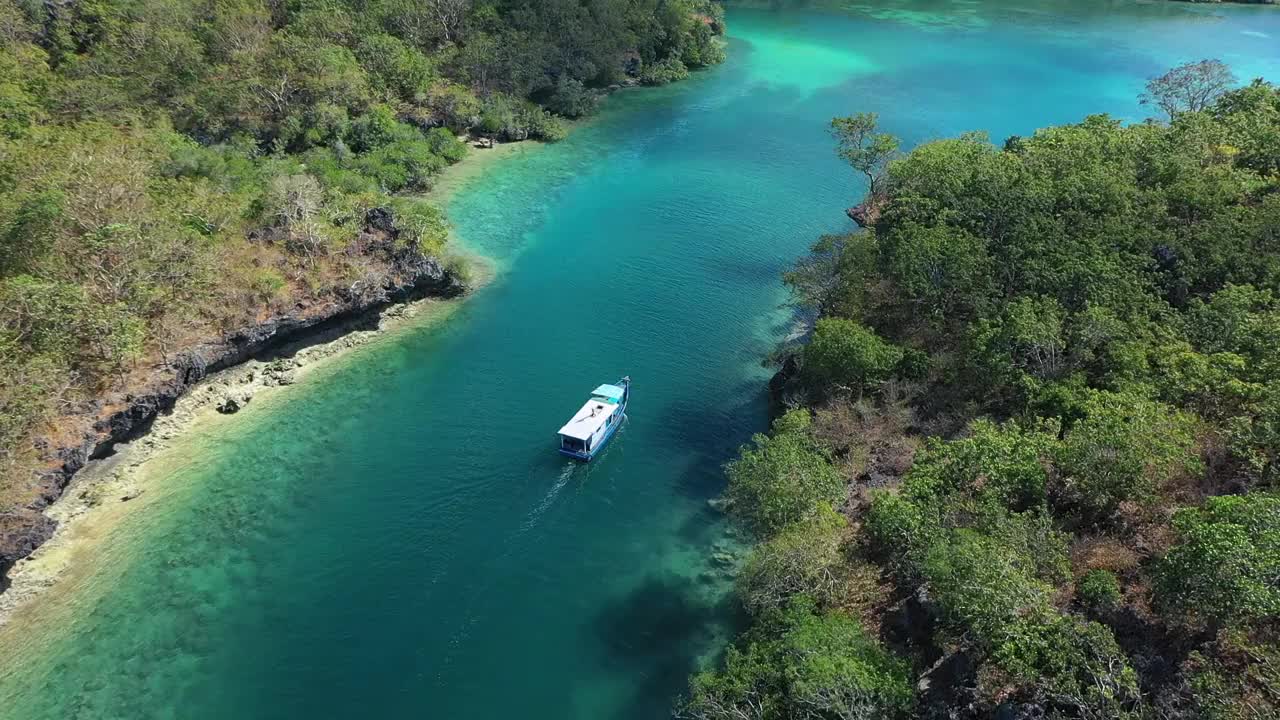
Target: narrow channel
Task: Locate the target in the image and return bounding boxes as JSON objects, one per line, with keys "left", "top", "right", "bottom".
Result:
{"left": 2, "top": 2, "right": 1278, "bottom": 718}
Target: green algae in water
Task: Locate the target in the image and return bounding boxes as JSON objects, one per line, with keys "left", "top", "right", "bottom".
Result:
{"left": 2, "top": 2, "right": 1280, "bottom": 718}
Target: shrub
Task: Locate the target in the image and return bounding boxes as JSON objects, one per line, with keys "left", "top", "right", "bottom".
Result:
{"left": 0, "top": 345, "right": 63, "bottom": 458}
{"left": 737, "top": 505, "right": 848, "bottom": 615}
{"left": 640, "top": 57, "right": 689, "bottom": 86}
{"left": 995, "top": 612, "right": 1140, "bottom": 717}
{"left": 1076, "top": 569, "right": 1122, "bottom": 613}
{"left": 681, "top": 597, "right": 913, "bottom": 720}
{"left": 725, "top": 410, "right": 845, "bottom": 537}
{"left": 442, "top": 253, "right": 474, "bottom": 287}
{"left": 802, "top": 317, "right": 904, "bottom": 396}
{"left": 248, "top": 268, "right": 287, "bottom": 300}
{"left": 1054, "top": 390, "right": 1200, "bottom": 519}
{"left": 1157, "top": 492, "right": 1280, "bottom": 626}
{"left": 544, "top": 76, "right": 598, "bottom": 118}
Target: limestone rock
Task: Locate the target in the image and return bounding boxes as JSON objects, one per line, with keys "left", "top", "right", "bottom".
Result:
{"left": 846, "top": 195, "right": 885, "bottom": 228}
{"left": 217, "top": 396, "right": 243, "bottom": 414}
{"left": 7, "top": 203, "right": 472, "bottom": 592}
{"left": 0, "top": 511, "right": 57, "bottom": 579}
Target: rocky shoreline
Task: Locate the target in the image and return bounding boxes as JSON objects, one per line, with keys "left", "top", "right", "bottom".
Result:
{"left": 0, "top": 208, "right": 469, "bottom": 600}
{"left": 0, "top": 282, "right": 479, "bottom": 623}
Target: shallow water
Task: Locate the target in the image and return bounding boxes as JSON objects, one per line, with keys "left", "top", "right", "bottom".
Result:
{"left": 2, "top": 2, "right": 1279, "bottom": 718}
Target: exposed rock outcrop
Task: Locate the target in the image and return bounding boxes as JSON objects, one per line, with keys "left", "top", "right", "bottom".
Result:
{"left": 0, "top": 511, "right": 56, "bottom": 591}
{"left": 767, "top": 352, "right": 802, "bottom": 415}
{"left": 846, "top": 196, "right": 884, "bottom": 228}
{"left": 0, "top": 207, "right": 469, "bottom": 585}
{"left": 216, "top": 396, "right": 244, "bottom": 414}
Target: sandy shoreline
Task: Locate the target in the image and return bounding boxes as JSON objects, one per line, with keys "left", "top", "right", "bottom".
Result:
{"left": 0, "top": 138, "right": 524, "bottom": 633}
{"left": 0, "top": 288, "right": 481, "bottom": 630}
{"left": 426, "top": 138, "right": 543, "bottom": 209}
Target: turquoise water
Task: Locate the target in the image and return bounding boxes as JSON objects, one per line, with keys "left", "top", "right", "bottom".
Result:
{"left": 3, "top": 2, "right": 1279, "bottom": 718}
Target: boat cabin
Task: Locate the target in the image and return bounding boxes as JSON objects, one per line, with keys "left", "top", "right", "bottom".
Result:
{"left": 557, "top": 383, "right": 628, "bottom": 460}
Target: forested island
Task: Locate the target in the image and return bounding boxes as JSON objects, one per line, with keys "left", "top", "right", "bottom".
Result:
{"left": 0, "top": 0, "right": 724, "bottom": 583}
{"left": 681, "top": 64, "right": 1280, "bottom": 719}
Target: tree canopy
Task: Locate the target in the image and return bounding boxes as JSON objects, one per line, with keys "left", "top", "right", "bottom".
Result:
{"left": 0, "top": 0, "right": 724, "bottom": 503}
{"left": 1141, "top": 59, "right": 1237, "bottom": 119}
{"left": 689, "top": 66, "right": 1280, "bottom": 720}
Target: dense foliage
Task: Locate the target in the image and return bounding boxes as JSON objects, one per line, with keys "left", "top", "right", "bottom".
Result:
{"left": 686, "top": 68, "right": 1280, "bottom": 719}
{"left": 0, "top": 0, "right": 724, "bottom": 500}
{"left": 683, "top": 596, "right": 914, "bottom": 720}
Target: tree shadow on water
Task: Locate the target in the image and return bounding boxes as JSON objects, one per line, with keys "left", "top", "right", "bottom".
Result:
{"left": 592, "top": 573, "right": 741, "bottom": 720}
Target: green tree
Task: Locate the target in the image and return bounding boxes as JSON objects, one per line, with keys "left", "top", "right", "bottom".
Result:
{"left": 880, "top": 221, "right": 993, "bottom": 320}
{"left": 1054, "top": 391, "right": 1200, "bottom": 518}
{"left": 640, "top": 57, "right": 689, "bottom": 86}
{"left": 680, "top": 597, "right": 913, "bottom": 720}
{"left": 783, "top": 232, "right": 876, "bottom": 319}
{"left": 995, "top": 612, "right": 1140, "bottom": 719}
{"left": 971, "top": 296, "right": 1070, "bottom": 381}
{"left": 830, "top": 112, "right": 899, "bottom": 196}
{"left": 922, "top": 529, "right": 1051, "bottom": 645}
{"left": 1157, "top": 493, "right": 1280, "bottom": 626}
{"left": 1183, "top": 629, "right": 1280, "bottom": 720}
{"left": 802, "top": 318, "right": 903, "bottom": 396}
{"left": 725, "top": 410, "right": 845, "bottom": 537}
{"left": 543, "top": 76, "right": 597, "bottom": 119}
{"left": 904, "top": 418, "right": 1056, "bottom": 515}
{"left": 1226, "top": 382, "right": 1280, "bottom": 484}
{"left": 864, "top": 489, "right": 935, "bottom": 576}
{"left": 355, "top": 33, "right": 437, "bottom": 102}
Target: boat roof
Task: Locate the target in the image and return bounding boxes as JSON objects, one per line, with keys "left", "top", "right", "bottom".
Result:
{"left": 558, "top": 398, "right": 618, "bottom": 440}
{"left": 592, "top": 384, "right": 625, "bottom": 402}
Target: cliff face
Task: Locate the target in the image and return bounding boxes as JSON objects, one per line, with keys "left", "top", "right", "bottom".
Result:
{"left": 0, "top": 208, "right": 467, "bottom": 585}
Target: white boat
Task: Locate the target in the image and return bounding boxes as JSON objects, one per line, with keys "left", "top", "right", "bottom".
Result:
{"left": 556, "top": 377, "right": 630, "bottom": 461}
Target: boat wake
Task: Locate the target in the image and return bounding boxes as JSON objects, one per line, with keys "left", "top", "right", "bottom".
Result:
{"left": 518, "top": 463, "right": 575, "bottom": 534}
